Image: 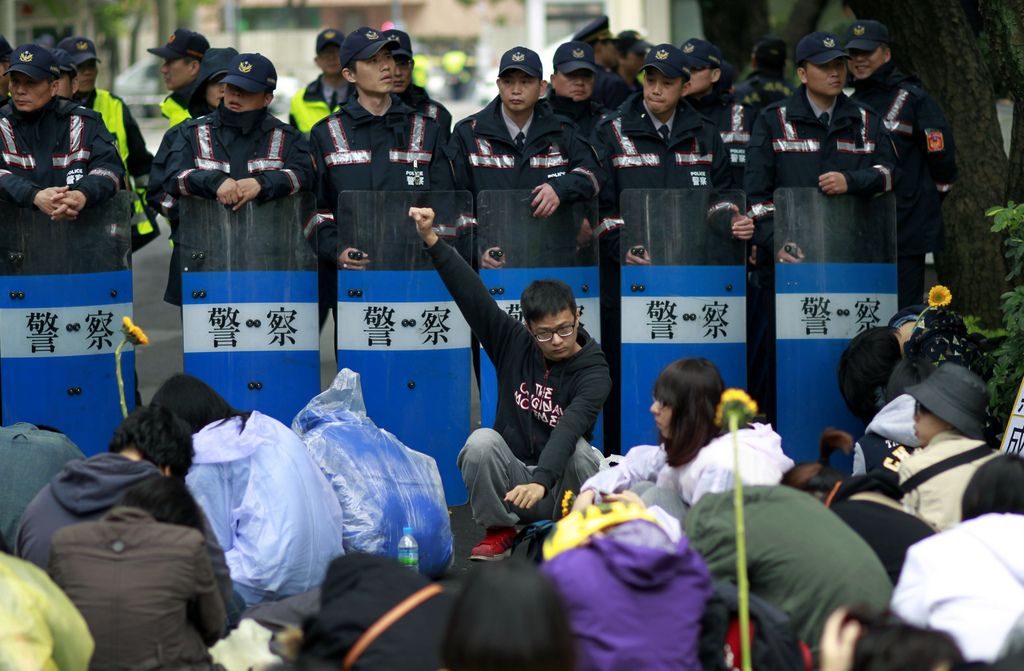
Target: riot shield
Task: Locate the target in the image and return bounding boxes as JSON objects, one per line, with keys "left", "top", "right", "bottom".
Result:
{"left": 773, "top": 188, "right": 897, "bottom": 463}
{"left": 177, "top": 194, "right": 319, "bottom": 425}
{"left": 475, "top": 190, "right": 603, "bottom": 448}
{"left": 336, "top": 190, "right": 474, "bottom": 505}
{"left": 619, "top": 189, "right": 748, "bottom": 450}
{"left": 0, "top": 192, "right": 133, "bottom": 454}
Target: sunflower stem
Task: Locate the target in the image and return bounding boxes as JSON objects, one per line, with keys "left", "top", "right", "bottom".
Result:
{"left": 115, "top": 338, "right": 128, "bottom": 419}
{"left": 731, "top": 412, "right": 752, "bottom": 671}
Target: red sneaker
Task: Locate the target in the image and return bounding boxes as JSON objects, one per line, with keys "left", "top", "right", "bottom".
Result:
{"left": 469, "top": 526, "right": 517, "bottom": 561}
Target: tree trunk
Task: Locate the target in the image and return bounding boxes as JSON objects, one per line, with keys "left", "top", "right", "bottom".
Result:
{"left": 981, "top": 0, "right": 1024, "bottom": 203}
{"left": 848, "top": 0, "right": 1008, "bottom": 325}
{"left": 782, "top": 0, "right": 831, "bottom": 57}
{"left": 698, "top": 0, "right": 770, "bottom": 71}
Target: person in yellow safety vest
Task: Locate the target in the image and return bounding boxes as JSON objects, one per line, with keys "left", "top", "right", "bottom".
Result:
{"left": 59, "top": 36, "right": 160, "bottom": 251}
{"left": 289, "top": 28, "right": 349, "bottom": 134}
{"left": 148, "top": 28, "right": 210, "bottom": 129}
{"left": 0, "top": 36, "right": 11, "bottom": 107}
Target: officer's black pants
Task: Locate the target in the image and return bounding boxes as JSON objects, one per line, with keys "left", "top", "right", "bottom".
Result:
{"left": 897, "top": 254, "right": 926, "bottom": 309}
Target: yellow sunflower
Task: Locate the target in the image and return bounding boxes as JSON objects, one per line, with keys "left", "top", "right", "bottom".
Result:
{"left": 715, "top": 388, "right": 759, "bottom": 428}
{"left": 927, "top": 285, "right": 952, "bottom": 308}
{"left": 121, "top": 316, "right": 150, "bottom": 346}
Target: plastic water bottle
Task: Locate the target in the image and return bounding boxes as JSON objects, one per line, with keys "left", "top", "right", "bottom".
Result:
{"left": 398, "top": 527, "right": 419, "bottom": 572}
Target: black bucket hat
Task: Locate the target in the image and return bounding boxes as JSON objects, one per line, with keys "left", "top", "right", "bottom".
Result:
{"left": 905, "top": 362, "right": 989, "bottom": 440}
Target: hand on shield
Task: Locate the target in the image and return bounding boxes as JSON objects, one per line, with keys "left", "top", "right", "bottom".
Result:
{"left": 818, "top": 171, "right": 849, "bottom": 196}
{"left": 531, "top": 183, "right": 561, "bottom": 218}
{"left": 339, "top": 247, "right": 370, "bottom": 270}
{"left": 481, "top": 247, "right": 506, "bottom": 269}
{"left": 216, "top": 178, "right": 240, "bottom": 207}
{"left": 625, "top": 246, "right": 651, "bottom": 266}
{"left": 777, "top": 242, "right": 806, "bottom": 264}
{"left": 33, "top": 186, "right": 69, "bottom": 218}
{"left": 232, "top": 178, "right": 262, "bottom": 211}
{"left": 576, "top": 218, "right": 594, "bottom": 248}
{"left": 409, "top": 206, "right": 439, "bottom": 248}
{"left": 50, "top": 190, "right": 88, "bottom": 221}
{"left": 730, "top": 210, "right": 755, "bottom": 241}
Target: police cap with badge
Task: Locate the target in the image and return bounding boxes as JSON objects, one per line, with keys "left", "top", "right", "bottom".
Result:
{"left": 8, "top": 44, "right": 60, "bottom": 80}
{"left": 51, "top": 48, "right": 78, "bottom": 77}
{"left": 383, "top": 29, "right": 414, "bottom": 59}
{"left": 641, "top": 43, "right": 690, "bottom": 81}
{"left": 680, "top": 38, "right": 722, "bottom": 70}
{"left": 573, "top": 15, "right": 614, "bottom": 44}
{"left": 56, "top": 36, "right": 99, "bottom": 66}
{"left": 794, "top": 31, "right": 848, "bottom": 66}
{"left": 499, "top": 46, "right": 543, "bottom": 79}
{"left": 553, "top": 41, "right": 597, "bottom": 75}
{"left": 221, "top": 53, "right": 278, "bottom": 92}
{"left": 315, "top": 28, "right": 343, "bottom": 55}
{"left": 147, "top": 28, "right": 210, "bottom": 60}
{"left": 845, "top": 20, "right": 890, "bottom": 52}
{"left": 338, "top": 27, "right": 394, "bottom": 69}
{"left": 615, "top": 30, "right": 651, "bottom": 57}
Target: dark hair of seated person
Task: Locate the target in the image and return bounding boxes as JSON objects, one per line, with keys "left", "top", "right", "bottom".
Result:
{"left": 119, "top": 476, "right": 204, "bottom": 531}
{"left": 441, "top": 559, "right": 575, "bottom": 671}
{"left": 108, "top": 405, "right": 195, "bottom": 478}
{"left": 884, "top": 355, "right": 933, "bottom": 404}
{"left": 782, "top": 430, "right": 850, "bottom": 502}
{"left": 838, "top": 326, "right": 902, "bottom": 424}
{"left": 962, "top": 454, "right": 1024, "bottom": 522}
{"left": 843, "top": 606, "right": 964, "bottom": 671}
{"left": 151, "top": 373, "right": 252, "bottom": 435}
{"left": 652, "top": 357, "right": 725, "bottom": 468}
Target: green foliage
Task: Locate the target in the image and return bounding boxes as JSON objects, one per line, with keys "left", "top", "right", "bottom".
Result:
{"left": 963, "top": 314, "right": 1009, "bottom": 340}
{"left": 985, "top": 202, "right": 1024, "bottom": 429}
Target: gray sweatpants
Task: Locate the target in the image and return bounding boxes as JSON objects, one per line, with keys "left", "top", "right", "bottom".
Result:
{"left": 457, "top": 428, "right": 600, "bottom": 529}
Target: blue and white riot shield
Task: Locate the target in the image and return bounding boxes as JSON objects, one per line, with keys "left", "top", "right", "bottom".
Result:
{"left": 619, "top": 189, "right": 748, "bottom": 450}
{"left": 0, "top": 192, "right": 133, "bottom": 454}
{"left": 475, "top": 191, "right": 602, "bottom": 448}
{"left": 336, "top": 190, "right": 474, "bottom": 505}
{"left": 773, "top": 187, "right": 897, "bottom": 463}
{"left": 177, "top": 194, "right": 320, "bottom": 424}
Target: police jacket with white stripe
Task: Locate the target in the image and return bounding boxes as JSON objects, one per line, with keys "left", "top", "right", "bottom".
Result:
{"left": 744, "top": 85, "right": 898, "bottom": 257}
{"left": 448, "top": 95, "right": 603, "bottom": 203}
{"left": 156, "top": 103, "right": 314, "bottom": 220}
{"left": 850, "top": 62, "right": 957, "bottom": 256}
{"left": 689, "top": 90, "right": 757, "bottom": 188}
{"left": 398, "top": 84, "right": 454, "bottom": 144}
{"left": 544, "top": 91, "right": 607, "bottom": 139}
{"left": 306, "top": 94, "right": 453, "bottom": 265}
{"left": 0, "top": 98, "right": 124, "bottom": 208}
{"left": 590, "top": 92, "right": 735, "bottom": 260}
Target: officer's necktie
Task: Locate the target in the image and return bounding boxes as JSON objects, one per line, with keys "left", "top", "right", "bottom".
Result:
{"left": 819, "top": 111, "right": 830, "bottom": 128}
{"left": 514, "top": 131, "right": 526, "bottom": 152}
{"left": 658, "top": 124, "right": 670, "bottom": 143}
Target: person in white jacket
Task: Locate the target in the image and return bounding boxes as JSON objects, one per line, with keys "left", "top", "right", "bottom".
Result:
{"left": 152, "top": 374, "right": 345, "bottom": 606}
{"left": 892, "top": 455, "right": 1024, "bottom": 663}
{"left": 573, "top": 358, "right": 793, "bottom": 519}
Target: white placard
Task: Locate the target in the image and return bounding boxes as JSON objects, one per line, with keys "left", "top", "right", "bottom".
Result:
{"left": 183, "top": 302, "right": 319, "bottom": 353}
{"left": 337, "top": 300, "right": 470, "bottom": 351}
{"left": 1000, "top": 377, "right": 1024, "bottom": 454}
{"left": 776, "top": 293, "right": 897, "bottom": 340}
{"left": 621, "top": 295, "right": 745, "bottom": 345}
{"left": 0, "top": 303, "right": 132, "bottom": 358}
{"left": 493, "top": 296, "right": 602, "bottom": 343}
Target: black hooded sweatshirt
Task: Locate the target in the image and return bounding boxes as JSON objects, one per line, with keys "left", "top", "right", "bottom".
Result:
{"left": 426, "top": 239, "right": 611, "bottom": 491}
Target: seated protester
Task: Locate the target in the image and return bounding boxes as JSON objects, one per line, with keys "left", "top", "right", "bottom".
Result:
{"left": 541, "top": 500, "right": 712, "bottom": 671}
{"left": 49, "top": 476, "right": 225, "bottom": 670}
{"left": 442, "top": 560, "right": 575, "bottom": 671}
{"left": 903, "top": 300, "right": 990, "bottom": 378}
{"left": 410, "top": 207, "right": 610, "bottom": 561}
{"left": 780, "top": 429, "right": 850, "bottom": 502}
{"left": 892, "top": 455, "right": 1024, "bottom": 663}
{"left": 151, "top": 374, "right": 345, "bottom": 606}
{"left": 544, "top": 41, "right": 607, "bottom": 138}
{"left": 900, "top": 362, "right": 996, "bottom": 531}
{"left": 837, "top": 326, "right": 904, "bottom": 428}
{"left": 819, "top": 607, "right": 964, "bottom": 671}
{"left": 575, "top": 358, "right": 791, "bottom": 519}
{"left": 0, "top": 549, "right": 93, "bottom": 671}
{"left": 186, "top": 47, "right": 238, "bottom": 118}
{"left": 0, "top": 45, "right": 123, "bottom": 219}
{"left": 382, "top": 29, "right": 454, "bottom": 141}
{"left": 0, "top": 423, "right": 83, "bottom": 549}
{"left": 152, "top": 52, "right": 314, "bottom": 306}
{"left": 686, "top": 485, "right": 892, "bottom": 660}
{"left": 52, "top": 48, "right": 78, "bottom": 98}
{"left": 853, "top": 356, "right": 934, "bottom": 475}
{"left": 14, "top": 406, "right": 234, "bottom": 610}
{"left": 300, "top": 554, "right": 454, "bottom": 671}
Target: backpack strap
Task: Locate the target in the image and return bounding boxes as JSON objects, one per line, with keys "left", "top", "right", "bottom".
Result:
{"left": 899, "top": 446, "right": 993, "bottom": 495}
{"left": 341, "top": 583, "right": 444, "bottom": 671}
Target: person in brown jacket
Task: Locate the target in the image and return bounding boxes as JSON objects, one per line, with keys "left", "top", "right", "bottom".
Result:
{"left": 899, "top": 362, "right": 997, "bottom": 531}
{"left": 48, "top": 476, "right": 225, "bottom": 670}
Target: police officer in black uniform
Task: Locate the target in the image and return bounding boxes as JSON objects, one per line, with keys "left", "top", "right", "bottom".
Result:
{"left": 153, "top": 53, "right": 314, "bottom": 305}
{"left": 0, "top": 45, "right": 123, "bottom": 217}
{"left": 573, "top": 16, "right": 631, "bottom": 110}
{"left": 846, "top": 19, "right": 957, "bottom": 308}
{"left": 289, "top": 28, "right": 349, "bottom": 135}
{"left": 306, "top": 27, "right": 453, "bottom": 324}
{"left": 681, "top": 38, "right": 757, "bottom": 187}
{"left": 734, "top": 36, "right": 794, "bottom": 113}
{"left": 0, "top": 36, "right": 11, "bottom": 107}
{"left": 544, "top": 41, "right": 606, "bottom": 138}
{"left": 592, "top": 43, "right": 752, "bottom": 453}
{"left": 744, "top": 31, "right": 898, "bottom": 421}
{"left": 613, "top": 31, "right": 649, "bottom": 104}
{"left": 449, "top": 45, "right": 603, "bottom": 268}
{"left": 383, "top": 29, "right": 454, "bottom": 142}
